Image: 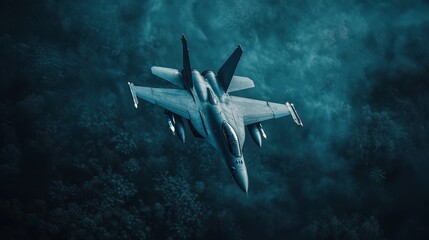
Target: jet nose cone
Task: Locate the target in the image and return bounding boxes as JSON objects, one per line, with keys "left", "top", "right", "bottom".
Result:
{"left": 233, "top": 169, "right": 249, "bottom": 194}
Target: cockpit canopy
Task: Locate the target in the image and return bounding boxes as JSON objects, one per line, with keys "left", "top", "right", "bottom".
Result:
{"left": 222, "top": 121, "right": 241, "bottom": 157}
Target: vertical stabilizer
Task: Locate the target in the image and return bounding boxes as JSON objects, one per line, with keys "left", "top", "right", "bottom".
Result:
{"left": 217, "top": 45, "right": 243, "bottom": 92}
{"left": 181, "top": 34, "right": 193, "bottom": 90}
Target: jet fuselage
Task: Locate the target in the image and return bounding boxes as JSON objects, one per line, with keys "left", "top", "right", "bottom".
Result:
{"left": 190, "top": 69, "right": 248, "bottom": 193}
{"left": 127, "top": 34, "right": 303, "bottom": 194}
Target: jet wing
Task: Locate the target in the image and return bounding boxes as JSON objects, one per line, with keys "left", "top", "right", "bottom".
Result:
{"left": 230, "top": 96, "right": 302, "bottom": 126}
{"left": 128, "top": 82, "right": 208, "bottom": 136}
{"left": 128, "top": 82, "right": 196, "bottom": 120}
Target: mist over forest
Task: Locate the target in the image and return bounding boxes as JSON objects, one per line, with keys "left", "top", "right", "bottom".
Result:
{"left": 1, "top": 0, "right": 428, "bottom": 239}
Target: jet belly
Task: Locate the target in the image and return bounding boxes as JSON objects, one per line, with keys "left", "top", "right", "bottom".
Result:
{"left": 203, "top": 102, "right": 248, "bottom": 193}
{"left": 202, "top": 102, "right": 224, "bottom": 151}
{"left": 221, "top": 99, "right": 246, "bottom": 149}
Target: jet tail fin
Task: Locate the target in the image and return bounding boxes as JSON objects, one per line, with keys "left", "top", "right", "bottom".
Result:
{"left": 181, "top": 34, "right": 193, "bottom": 90}
{"left": 217, "top": 45, "right": 243, "bottom": 92}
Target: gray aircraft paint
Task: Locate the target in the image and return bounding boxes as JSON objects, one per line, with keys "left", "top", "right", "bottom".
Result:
{"left": 128, "top": 35, "right": 303, "bottom": 194}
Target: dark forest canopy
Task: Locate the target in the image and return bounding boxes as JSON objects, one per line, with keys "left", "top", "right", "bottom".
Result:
{"left": 1, "top": 0, "right": 428, "bottom": 239}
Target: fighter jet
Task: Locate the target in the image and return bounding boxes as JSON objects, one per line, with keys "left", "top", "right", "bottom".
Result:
{"left": 128, "top": 35, "right": 303, "bottom": 194}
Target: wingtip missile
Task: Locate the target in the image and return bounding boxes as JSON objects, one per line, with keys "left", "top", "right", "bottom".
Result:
{"left": 286, "top": 102, "right": 303, "bottom": 127}
{"left": 128, "top": 82, "right": 138, "bottom": 108}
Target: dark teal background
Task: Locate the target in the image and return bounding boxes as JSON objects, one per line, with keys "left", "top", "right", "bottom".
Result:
{"left": 1, "top": 0, "right": 428, "bottom": 239}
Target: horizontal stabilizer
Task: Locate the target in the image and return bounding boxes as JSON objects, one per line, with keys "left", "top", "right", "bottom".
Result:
{"left": 151, "top": 66, "right": 184, "bottom": 88}
{"left": 129, "top": 83, "right": 207, "bottom": 137}
{"left": 227, "top": 76, "right": 255, "bottom": 92}
{"left": 286, "top": 102, "right": 303, "bottom": 126}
